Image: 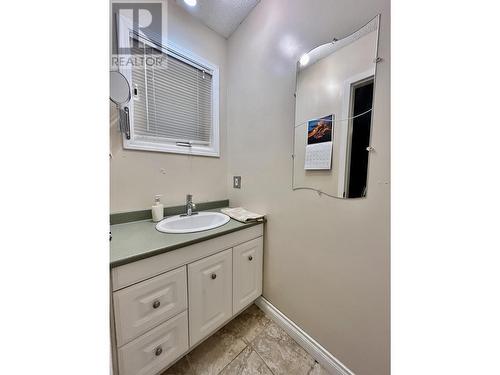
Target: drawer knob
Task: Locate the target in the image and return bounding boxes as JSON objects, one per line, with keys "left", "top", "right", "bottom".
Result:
{"left": 248, "top": 255, "right": 253, "bottom": 261}
{"left": 152, "top": 300, "right": 161, "bottom": 309}
{"left": 211, "top": 273, "right": 217, "bottom": 280}
{"left": 155, "top": 346, "right": 163, "bottom": 356}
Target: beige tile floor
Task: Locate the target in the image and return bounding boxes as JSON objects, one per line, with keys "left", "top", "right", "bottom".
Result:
{"left": 161, "top": 304, "right": 330, "bottom": 375}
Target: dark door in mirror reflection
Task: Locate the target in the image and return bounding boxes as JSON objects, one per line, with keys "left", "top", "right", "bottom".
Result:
{"left": 347, "top": 79, "right": 374, "bottom": 198}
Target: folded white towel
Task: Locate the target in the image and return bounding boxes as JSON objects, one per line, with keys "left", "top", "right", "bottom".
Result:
{"left": 221, "top": 207, "right": 265, "bottom": 223}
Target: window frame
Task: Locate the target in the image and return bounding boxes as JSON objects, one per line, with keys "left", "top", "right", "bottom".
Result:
{"left": 117, "top": 16, "right": 220, "bottom": 157}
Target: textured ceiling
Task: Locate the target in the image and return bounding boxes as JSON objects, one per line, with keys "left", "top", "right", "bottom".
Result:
{"left": 175, "top": 0, "right": 260, "bottom": 38}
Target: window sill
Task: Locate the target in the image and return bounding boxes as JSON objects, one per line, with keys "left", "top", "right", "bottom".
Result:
{"left": 123, "top": 138, "right": 220, "bottom": 157}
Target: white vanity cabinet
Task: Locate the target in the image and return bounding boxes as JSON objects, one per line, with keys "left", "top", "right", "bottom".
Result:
{"left": 188, "top": 249, "right": 233, "bottom": 346}
{"left": 113, "top": 266, "right": 187, "bottom": 346}
{"left": 110, "top": 224, "right": 263, "bottom": 375}
{"left": 117, "top": 311, "right": 189, "bottom": 375}
{"left": 233, "top": 237, "right": 263, "bottom": 314}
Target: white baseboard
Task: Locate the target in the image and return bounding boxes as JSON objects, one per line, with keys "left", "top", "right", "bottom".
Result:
{"left": 254, "top": 297, "right": 355, "bottom": 375}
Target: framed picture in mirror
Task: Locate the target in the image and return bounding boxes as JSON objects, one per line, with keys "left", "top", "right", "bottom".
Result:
{"left": 304, "top": 114, "right": 334, "bottom": 171}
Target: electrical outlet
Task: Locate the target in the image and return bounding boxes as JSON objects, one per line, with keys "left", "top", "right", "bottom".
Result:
{"left": 233, "top": 176, "right": 241, "bottom": 189}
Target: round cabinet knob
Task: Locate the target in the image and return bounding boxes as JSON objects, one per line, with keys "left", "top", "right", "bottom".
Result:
{"left": 248, "top": 255, "right": 253, "bottom": 261}
{"left": 211, "top": 273, "right": 217, "bottom": 280}
{"left": 152, "top": 300, "right": 161, "bottom": 309}
{"left": 155, "top": 346, "right": 163, "bottom": 356}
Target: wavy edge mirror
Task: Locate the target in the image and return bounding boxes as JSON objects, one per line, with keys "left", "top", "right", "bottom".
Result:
{"left": 292, "top": 14, "right": 381, "bottom": 199}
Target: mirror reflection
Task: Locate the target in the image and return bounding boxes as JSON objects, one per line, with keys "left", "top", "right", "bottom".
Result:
{"left": 293, "top": 16, "right": 379, "bottom": 198}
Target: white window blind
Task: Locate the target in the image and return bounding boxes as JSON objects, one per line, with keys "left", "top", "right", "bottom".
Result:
{"left": 116, "top": 15, "right": 219, "bottom": 156}
{"left": 131, "top": 38, "right": 213, "bottom": 145}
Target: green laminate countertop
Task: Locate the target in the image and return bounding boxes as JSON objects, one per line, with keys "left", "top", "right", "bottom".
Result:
{"left": 110, "top": 208, "right": 263, "bottom": 268}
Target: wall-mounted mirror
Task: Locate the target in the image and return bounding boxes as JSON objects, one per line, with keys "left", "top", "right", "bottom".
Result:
{"left": 110, "top": 71, "right": 131, "bottom": 105}
{"left": 292, "top": 15, "right": 380, "bottom": 198}
{"left": 109, "top": 70, "right": 131, "bottom": 139}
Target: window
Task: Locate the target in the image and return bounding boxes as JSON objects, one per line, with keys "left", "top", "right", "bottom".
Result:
{"left": 117, "top": 17, "right": 220, "bottom": 157}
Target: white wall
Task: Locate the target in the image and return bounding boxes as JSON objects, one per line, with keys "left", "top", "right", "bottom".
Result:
{"left": 110, "top": 0, "right": 228, "bottom": 212}
{"left": 226, "top": 1, "right": 390, "bottom": 374}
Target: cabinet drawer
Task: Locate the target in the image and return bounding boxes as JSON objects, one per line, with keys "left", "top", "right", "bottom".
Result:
{"left": 188, "top": 249, "right": 232, "bottom": 346}
{"left": 114, "top": 266, "right": 187, "bottom": 346}
{"left": 233, "top": 237, "right": 263, "bottom": 314}
{"left": 117, "top": 311, "right": 188, "bottom": 375}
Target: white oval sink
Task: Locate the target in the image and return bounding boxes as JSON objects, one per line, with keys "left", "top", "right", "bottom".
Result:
{"left": 156, "top": 212, "right": 230, "bottom": 234}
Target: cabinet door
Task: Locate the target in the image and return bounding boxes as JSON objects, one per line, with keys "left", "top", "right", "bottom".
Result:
{"left": 117, "top": 311, "right": 188, "bottom": 375}
{"left": 233, "top": 237, "right": 263, "bottom": 314}
{"left": 113, "top": 266, "right": 187, "bottom": 346}
{"left": 188, "top": 249, "right": 232, "bottom": 346}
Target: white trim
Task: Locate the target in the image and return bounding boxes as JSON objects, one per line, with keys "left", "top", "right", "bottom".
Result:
{"left": 337, "top": 68, "right": 376, "bottom": 195}
{"left": 255, "top": 297, "right": 355, "bottom": 375}
{"left": 122, "top": 139, "right": 220, "bottom": 157}
{"left": 116, "top": 15, "right": 220, "bottom": 157}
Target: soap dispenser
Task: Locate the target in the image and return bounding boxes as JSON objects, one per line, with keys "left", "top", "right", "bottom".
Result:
{"left": 152, "top": 195, "right": 164, "bottom": 222}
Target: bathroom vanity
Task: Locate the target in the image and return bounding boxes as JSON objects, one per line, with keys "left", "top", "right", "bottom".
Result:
{"left": 110, "top": 211, "right": 264, "bottom": 375}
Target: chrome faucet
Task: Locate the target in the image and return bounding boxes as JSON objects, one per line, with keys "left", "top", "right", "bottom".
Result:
{"left": 184, "top": 194, "right": 197, "bottom": 216}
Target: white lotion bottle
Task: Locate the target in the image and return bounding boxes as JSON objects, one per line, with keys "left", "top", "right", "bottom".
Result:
{"left": 152, "top": 195, "right": 164, "bottom": 222}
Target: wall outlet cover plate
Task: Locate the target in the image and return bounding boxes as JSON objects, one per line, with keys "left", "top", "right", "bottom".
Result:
{"left": 233, "top": 176, "right": 241, "bottom": 189}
